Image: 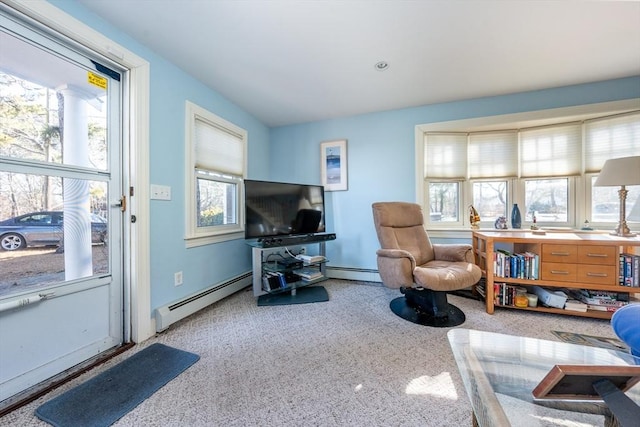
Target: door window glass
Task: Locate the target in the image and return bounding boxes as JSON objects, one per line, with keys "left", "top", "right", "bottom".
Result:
{"left": 0, "top": 171, "right": 109, "bottom": 296}
{"left": 1, "top": 25, "right": 114, "bottom": 299}
{"left": 0, "top": 31, "right": 108, "bottom": 169}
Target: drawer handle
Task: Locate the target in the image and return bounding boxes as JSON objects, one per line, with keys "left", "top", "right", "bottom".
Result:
{"left": 586, "top": 272, "right": 608, "bottom": 277}
{"left": 551, "top": 252, "right": 570, "bottom": 256}
{"left": 586, "top": 253, "right": 607, "bottom": 258}
{"left": 550, "top": 270, "right": 570, "bottom": 275}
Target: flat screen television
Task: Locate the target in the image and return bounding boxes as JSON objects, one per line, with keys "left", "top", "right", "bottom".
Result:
{"left": 244, "top": 179, "right": 325, "bottom": 240}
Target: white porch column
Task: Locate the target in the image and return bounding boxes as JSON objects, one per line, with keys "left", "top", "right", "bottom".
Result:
{"left": 58, "top": 85, "right": 93, "bottom": 279}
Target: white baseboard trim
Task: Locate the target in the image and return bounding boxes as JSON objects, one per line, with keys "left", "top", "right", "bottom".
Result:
{"left": 326, "top": 267, "right": 381, "bottom": 283}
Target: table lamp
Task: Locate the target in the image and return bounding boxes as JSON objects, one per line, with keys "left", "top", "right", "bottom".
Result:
{"left": 594, "top": 156, "right": 640, "bottom": 237}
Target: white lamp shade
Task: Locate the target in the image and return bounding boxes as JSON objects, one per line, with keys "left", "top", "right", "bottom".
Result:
{"left": 594, "top": 156, "right": 640, "bottom": 187}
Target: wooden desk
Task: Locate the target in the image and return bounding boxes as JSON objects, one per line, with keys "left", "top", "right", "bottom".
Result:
{"left": 472, "top": 231, "right": 640, "bottom": 319}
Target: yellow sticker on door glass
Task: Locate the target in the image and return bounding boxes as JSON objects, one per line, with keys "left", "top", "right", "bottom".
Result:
{"left": 88, "top": 71, "right": 107, "bottom": 90}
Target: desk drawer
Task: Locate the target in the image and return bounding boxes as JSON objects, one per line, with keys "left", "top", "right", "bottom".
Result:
{"left": 577, "top": 246, "right": 617, "bottom": 266}
{"left": 577, "top": 265, "right": 617, "bottom": 285}
{"left": 541, "top": 262, "right": 577, "bottom": 282}
{"left": 542, "top": 244, "right": 577, "bottom": 263}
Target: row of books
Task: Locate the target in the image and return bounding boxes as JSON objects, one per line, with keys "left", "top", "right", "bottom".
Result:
{"left": 493, "top": 250, "right": 539, "bottom": 280}
{"left": 566, "top": 289, "right": 629, "bottom": 312}
{"left": 491, "top": 283, "right": 527, "bottom": 307}
{"left": 492, "top": 251, "right": 639, "bottom": 286}
{"left": 534, "top": 288, "right": 629, "bottom": 313}
{"left": 620, "top": 253, "right": 640, "bottom": 287}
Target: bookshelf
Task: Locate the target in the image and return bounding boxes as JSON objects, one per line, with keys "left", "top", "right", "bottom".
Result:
{"left": 472, "top": 231, "right": 640, "bottom": 319}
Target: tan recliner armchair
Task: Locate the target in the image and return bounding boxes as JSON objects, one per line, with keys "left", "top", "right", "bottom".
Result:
{"left": 372, "top": 202, "right": 481, "bottom": 327}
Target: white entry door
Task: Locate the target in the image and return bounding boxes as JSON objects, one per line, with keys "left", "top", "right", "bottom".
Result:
{"left": 0, "top": 10, "right": 125, "bottom": 401}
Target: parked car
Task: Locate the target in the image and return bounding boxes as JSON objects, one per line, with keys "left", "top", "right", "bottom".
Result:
{"left": 0, "top": 211, "right": 107, "bottom": 251}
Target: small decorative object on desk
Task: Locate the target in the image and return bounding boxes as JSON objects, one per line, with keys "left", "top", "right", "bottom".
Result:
{"left": 469, "top": 205, "right": 480, "bottom": 229}
{"left": 530, "top": 212, "right": 539, "bottom": 230}
{"left": 494, "top": 216, "right": 508, "bottom": 229}
{"left": 581, "top": 220, "right": 594, "bottom": 231}
{"left": 511, "top": 203, "right": 522, "bottom": 229}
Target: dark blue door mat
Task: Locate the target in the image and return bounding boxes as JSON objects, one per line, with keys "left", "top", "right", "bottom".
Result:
{"left": 35, "top": 343, "right": 199, "bottom": 427}
{"left": 257, "top": 285, "right": 329, "bottom": 306}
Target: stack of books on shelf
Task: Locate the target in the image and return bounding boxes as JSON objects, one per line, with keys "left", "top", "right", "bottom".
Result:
{"left": 563, "top": 299, "right": 588, "bottom": 313}
{"left": 493, "top": 283, "right": 528, "bottom": 306}
{"left": 493, "top": 249, "right": 539, "bottom": 279}
{"left": 262, "top": 272, "right": 287, "bottom": 291}
{"left": 292, "top": 267, "right": 323, "bottom": 282}
{"left": 620, "top": 253, "right": 640, "bottom": 287}
{"left": 566, "top": 289, "right": 630, "bottom": 312}
{"left": 475, "top": 278, "right": 486, "bottom": 298}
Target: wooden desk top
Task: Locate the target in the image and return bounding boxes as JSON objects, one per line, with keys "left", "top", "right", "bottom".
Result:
{"left": 472, "top": 230, "right": 640, "bottom": 246}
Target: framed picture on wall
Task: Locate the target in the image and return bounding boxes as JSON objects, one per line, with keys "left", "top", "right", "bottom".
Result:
{"left": 320, "top": 139, "right": 348, "bottom": 191}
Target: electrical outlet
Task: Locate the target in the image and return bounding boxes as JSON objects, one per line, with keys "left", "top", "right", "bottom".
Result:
{"left": 174, "top": 271, "right": 183, "bottom": 286}
{"left": 299, "top": 246, "right": 306, "bottom": 254}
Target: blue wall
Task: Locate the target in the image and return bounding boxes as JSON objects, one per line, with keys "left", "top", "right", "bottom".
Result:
{"left": 49, "top": 1, "right": 640, "bottom": 310}
{"left": 270, "top": 77, "right": 640, "bottom": 271}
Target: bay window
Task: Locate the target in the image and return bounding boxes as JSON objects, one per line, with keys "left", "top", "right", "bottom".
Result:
{"left": 422, "top": 108, "right": 640, "bottom": 231}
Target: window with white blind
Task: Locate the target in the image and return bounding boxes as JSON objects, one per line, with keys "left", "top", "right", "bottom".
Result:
{"left": 468, "top": 131, "right": 518, "bottom": 179}
{"left": 519, "top": 123, "right": 582, "bottom": 177}
{"left": 585, "top": 112, "right": 640, "bottom": 224}
{"left": 422, "top": 108, "right": 640, "bottom": 230}
{"left": 517, "top": 123, "right": 581, "bottom": 225}
{"left": 424, "top": 133, "right": 467, "bottom": 179}
{"left": 584, "top": 112, "right": 640, "bottom": 172}
{"left": 424, "top": 133, "right": 466, "bottom": 224}
{"left": 185, "top": 101, "right": 246, "bottom": 246}
{"left": 468, "top": 131, "right": 518, "bottom": 223}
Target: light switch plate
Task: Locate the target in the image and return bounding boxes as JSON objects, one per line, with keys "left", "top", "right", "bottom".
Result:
{"left": 150, "top": 184, "right": 171, "bottom": 200}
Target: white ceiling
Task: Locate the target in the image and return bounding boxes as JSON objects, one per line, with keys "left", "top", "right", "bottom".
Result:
{"left": 77, "top": 0, "right": 640, "bottom": 127}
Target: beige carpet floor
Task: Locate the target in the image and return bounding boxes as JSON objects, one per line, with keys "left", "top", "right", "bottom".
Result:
{"left": 1, "top": 280, "right": 619, "bottom": 426}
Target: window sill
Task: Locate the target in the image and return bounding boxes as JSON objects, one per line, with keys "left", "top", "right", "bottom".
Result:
{"left": 185, "top": 231, "right": 244, "bottom": 248}
{"left": 426, "top": 227, "right": 626, "bottom": 240}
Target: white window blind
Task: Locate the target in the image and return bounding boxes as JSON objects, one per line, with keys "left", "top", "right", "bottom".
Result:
{"left": 468, "top": 131, "right": 518, "bottom": 178}
{"left": 584, "top": 112, "right": 640, "bottom": 173}
{"left": 520, "top": 123, "right": 582, "bottom": 177}
{"left": 194, "top": 117, "right": 244, "bottom": 176}
{"left": 424, "top": 133, "right": 467, "bottom": 179}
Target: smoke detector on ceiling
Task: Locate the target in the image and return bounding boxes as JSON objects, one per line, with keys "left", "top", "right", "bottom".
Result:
{"left": 374, "top": 61, "right": 389, "bottom": 71}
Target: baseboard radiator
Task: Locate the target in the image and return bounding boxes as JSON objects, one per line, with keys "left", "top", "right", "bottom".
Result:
{"left": 155, "top": 271, "right": 252, "bottom": 332}
{"left": 326, "top": 266, "right": 381, "bottom": 283}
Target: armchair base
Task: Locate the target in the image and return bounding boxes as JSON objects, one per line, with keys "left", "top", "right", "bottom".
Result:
{"left": 389, "top": 287, "right": 465, "bottom": 327}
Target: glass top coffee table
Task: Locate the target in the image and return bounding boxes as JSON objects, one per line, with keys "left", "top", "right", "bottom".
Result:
{"left": 447, "top": 329, "right": 640, "bottom": 427}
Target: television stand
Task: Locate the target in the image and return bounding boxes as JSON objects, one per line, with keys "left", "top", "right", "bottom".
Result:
{"left": 247, "top": 234, "right": 335, "bottom": 306}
